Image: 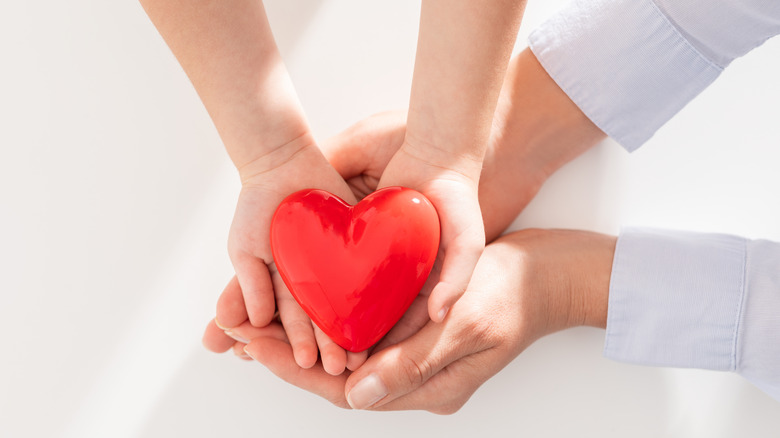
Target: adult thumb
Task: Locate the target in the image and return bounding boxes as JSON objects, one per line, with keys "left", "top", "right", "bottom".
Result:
{"left": 344, "top": 319, "right": 465, "bottom": 410}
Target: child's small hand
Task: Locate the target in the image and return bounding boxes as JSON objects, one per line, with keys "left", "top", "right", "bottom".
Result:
{"left": 210, "top": 136, "right": 368, "bottom": 374}
{"left": 378, "top": 143, "right": 485, "bottom": 323}
{"left": 205, "top": 297, "right": 369, "bottom": 373}
{"left": 321, "top": 112, "right": 486, "bottom": 324}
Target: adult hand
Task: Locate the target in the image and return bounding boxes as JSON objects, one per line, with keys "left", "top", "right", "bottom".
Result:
{"left": 240, "top": 229, "right": 615, "bottom": 413}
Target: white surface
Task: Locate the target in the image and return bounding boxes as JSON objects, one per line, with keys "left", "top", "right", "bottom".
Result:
{"left": 0, "top": 1, "right": 778, "bottom": 437}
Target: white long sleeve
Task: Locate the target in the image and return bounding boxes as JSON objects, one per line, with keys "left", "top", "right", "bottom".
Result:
{"left": 607, "top": 229, "right": 780, "bottom": 401}
{"left": 528, "top": 0, "right": 780, "bottom": 401}
{"left": 528, "top": 0, "right": 780, "bottom": 151}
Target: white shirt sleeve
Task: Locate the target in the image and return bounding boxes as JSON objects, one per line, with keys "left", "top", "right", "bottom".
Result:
{"left": 528, "top": 0, "right": 780, "bottom": 151}
{"left": 606, "top": 228, "right": 780, "bottom": 401}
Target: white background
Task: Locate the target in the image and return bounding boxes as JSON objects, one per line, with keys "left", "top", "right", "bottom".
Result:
{"left": 1, "top": 1, "right": 778, "bottom": 437}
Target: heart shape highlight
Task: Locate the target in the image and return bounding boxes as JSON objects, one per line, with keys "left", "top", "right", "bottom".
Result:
{"left": 270, "top": 187, "right": 440, "bottom": 352}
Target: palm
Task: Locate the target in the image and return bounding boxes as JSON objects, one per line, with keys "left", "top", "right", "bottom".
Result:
{"left": 222, "top": 186, "right": 277, "bottom": 327}
{"left": 322, "top": 113, "right": 485, "bottom": 338}
{"left": 211, "top": 144, "right": 371, "bottom": 374}
{"left": 378, "top": 145, "right": 486, "bottom": 322}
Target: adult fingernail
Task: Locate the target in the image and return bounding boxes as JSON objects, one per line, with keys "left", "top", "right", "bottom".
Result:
{"left": 243, "top": 345, "right": 256, "bottom": 360}
{"left": 214, "top": 318, "right": 229, "bottom": 330}
{"left": 347, "top": 374, "right": 388, "bottom": 410}
{"left": 437, "top": 306, "right": 449, "bottom": 321}
{"left": 225, "top": 330, "right": 250, "bottom": 344}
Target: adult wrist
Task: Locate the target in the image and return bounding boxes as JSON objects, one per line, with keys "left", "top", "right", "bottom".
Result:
{"left": 478, "top": 50, "right": 606, "bottom": 241}
{"left": 575, "top": 233, "right": 614, "bottom": 330}
{"left": 510, "top": 230, "right": 613, "bottom": 337}
{"left": 548, "top": 231, "right": 613, "bottom": 332}
{"left": 490, "top": 49, "right": 605, "bottom": 180}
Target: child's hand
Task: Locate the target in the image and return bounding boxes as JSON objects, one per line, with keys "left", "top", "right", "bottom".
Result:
{"left": 320, "top": 112, "right": 486, "bottom": 323}
{"left": 377, "top": 141, "right": 485, "bottom": 323}
{"left": 211, "top": 136, "right": 368, "bottom": 374}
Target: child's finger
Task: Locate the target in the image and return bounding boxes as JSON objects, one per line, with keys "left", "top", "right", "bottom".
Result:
{"left": 232, "top": 341, "right": 251, "bottom": 360}
{"left": 346, "top": 350, "right": 368, "bottom": 371}
{"left": 314, "top": 325, "right": 347, "bottom": 376}
{"left": 215, "top": 276, "right": 248, "bottom": 329}
{"left": 274, "top": 278, "right": 319, "bottom": 369}
{"left": 231, "top": 251, "right": 276, "bottom": 327}
{"left": 202, "top": 319, "right": 236, "bottom": 353}
{"left": 228, "top": 320, "right": 290, "bottom": 345}
{"left": 427, "top": 237, "right": 483, "bottom": 323}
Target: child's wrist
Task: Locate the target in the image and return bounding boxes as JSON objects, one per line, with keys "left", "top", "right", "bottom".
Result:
{"left": 216, "top": 70, "right": 313, "bottom": 173}
{"left": 397, "top": 135, "right": 486, "bottom": 184}
{"left": 236, "top": 131, "right": 317, "bottom": 186}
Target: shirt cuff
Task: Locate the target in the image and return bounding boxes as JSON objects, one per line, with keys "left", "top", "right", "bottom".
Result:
{"left": 737, "top": 239, "right": 780, "bottom": 400}
{"left": 605, "top": 228, "right": 747, "bottom": 371}
{"left": 528, "top": 0, "right": 723, "bottom": 152}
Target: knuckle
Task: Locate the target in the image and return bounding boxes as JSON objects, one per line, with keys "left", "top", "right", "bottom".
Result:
{"left": 283, "top": 318, "right": 312, "bottom": 337}
{"left": 465, "top": 238, "right": 485, "bottom": 258}
{"left": 397, "top": 353, "right": 434, "bottom": 388}
{"left": 457, "top": 309, "right": 501, "bottom": 348}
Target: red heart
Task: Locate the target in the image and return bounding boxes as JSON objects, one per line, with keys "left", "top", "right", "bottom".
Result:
{"left": 270, "top": 187, "right": 440, "bottom": 352}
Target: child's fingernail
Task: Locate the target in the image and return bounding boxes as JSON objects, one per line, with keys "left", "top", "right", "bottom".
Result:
{"left": 243, "top": 345, "right": 256, "bottom": 360}
{"left": 214, "top": 318, "right": 229, "bottom": 330}
{"left": 225, "top": 331, "right": 250, "bottom": 344}
{"left": 347, "top": 374, "right": 388, "bottom": 410}
{"left": 437, "top": 306, "right": 449, "bottom": 321}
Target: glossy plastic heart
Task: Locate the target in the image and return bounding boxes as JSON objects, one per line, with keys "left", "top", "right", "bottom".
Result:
{"left": 270, "top": 187, "right": 440, "bottom": 352}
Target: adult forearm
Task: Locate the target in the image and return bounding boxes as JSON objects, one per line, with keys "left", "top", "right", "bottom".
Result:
{"left": 405, "top": 0, "right": 526, "bottom": 173}
{"left": 480, "top": 49, "right": 606, "bottom": 241}
{"left": 139, "top": 0, "right": 309, "bottom": 170}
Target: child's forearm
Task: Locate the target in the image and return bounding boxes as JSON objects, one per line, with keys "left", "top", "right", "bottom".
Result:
{"left": 139, "top": 0, "right": 310, "bottom": 172}
{"left": 405, "top": 0, "right": 526, "bottom": 174}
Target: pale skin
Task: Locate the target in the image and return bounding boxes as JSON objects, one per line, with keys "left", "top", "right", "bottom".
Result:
{"left": 215, "top": 228, "right": 615, "bottom": 413}
{"left": 141, "top": 0, "right": 527, "bottom": 374}
{"left": 203, "top": 49, "right": 613, "bottom": 411}
{"left": 139, "top": 0, "right": 368, "bottom": 375}
{"left": 390, "top": 0, "right": 527, "bottom": 322}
